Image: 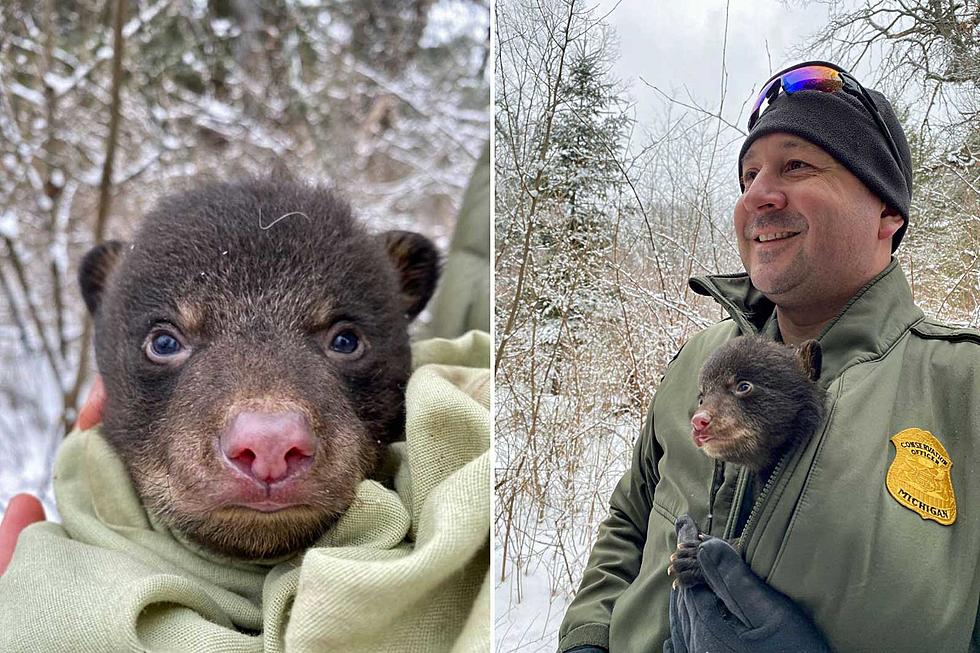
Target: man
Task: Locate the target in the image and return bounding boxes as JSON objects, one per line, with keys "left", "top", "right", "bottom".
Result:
{"left": 558, "top": 61, "right": 980, "bottom": 652}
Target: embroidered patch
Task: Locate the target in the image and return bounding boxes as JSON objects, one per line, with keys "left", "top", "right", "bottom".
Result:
{"left": 886, "top": 428, "right": 956, "bottom": 525}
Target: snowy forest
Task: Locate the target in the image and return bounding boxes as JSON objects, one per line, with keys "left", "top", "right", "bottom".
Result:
{"left": 0, "top": 0, "right": 489, "bottom": 516}
{"left": 493, "top": 0, "right": 979, "bottom": 650}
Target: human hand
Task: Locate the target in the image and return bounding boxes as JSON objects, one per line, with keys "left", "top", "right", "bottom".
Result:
{"left": 0, "top": 375, "right": 105, "bottom": 576}
{"left": 666, "top": 514, "right": 831, "bottom": 653}
{"left": 75, "top": 374, "right": 106, "bottom": 431}
{"left": 0, "top": 494, "right": 45, "bottom": 575}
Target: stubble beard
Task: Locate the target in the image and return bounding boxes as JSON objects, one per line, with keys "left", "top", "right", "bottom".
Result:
{"left": 750, "top": 246, "right": 809, "bottom": 298}
{"left": 741, "top": 210, "right": 811, "bottom": 300}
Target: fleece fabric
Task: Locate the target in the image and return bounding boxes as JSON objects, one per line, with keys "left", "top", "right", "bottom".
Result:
{"left": 0, "top": 331, "right": 490, "bottom": 653}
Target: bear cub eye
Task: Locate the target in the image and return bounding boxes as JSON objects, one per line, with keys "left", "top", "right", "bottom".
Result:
{"left": 734, "top": 380, "right": 753, "bottom": 396}
{"left": 143, "top": 328, "right": 189, "bottom": 364}
{"left": 330, "top": 330, "right": 360, "bottom": 354}
{"left": 152, "top": 333, "right": 181, "bottom": 356}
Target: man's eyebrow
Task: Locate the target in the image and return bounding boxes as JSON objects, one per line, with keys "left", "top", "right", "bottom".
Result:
{"left": 743, "top": 138, "right": 820, "bottom": 163}
{"left": 778, "top": 138, "right": 817, "bottom": 151}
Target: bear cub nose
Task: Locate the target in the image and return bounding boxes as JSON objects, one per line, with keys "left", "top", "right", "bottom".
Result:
{"left": 220, "top": 411, "right": 315, "bottom": 485}
{"left": 691, "top": 412, "right": 712, "bottom": 432}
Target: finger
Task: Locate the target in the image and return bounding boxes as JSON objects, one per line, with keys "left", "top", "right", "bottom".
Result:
{"left": 674, "top": 513, "right": 700, "bottom": 545}
{"left": 75, "top": 374, "right": 106, "bottom": 431}
{"left": 0, "top": 494, "right": 46, "bottom": 576}
{"left": 697, "top": 537, "right": 773, "bottom": 627}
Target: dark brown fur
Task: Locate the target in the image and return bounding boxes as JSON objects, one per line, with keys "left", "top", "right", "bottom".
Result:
{"left": 693, "top": 336, "right": 824, "bottom": 472}
{"left": 79, "top": 177, "right": 439, "bottom": 560}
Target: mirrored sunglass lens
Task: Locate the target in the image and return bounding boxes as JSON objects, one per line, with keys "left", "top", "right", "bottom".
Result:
{"left": 751, "top": 78, "right": 779, "bottom": 116}
{"left": 782, "top": 66, "right": 842, "bottom": 93}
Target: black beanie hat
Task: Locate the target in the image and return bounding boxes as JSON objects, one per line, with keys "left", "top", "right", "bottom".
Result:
{"left": 738, "top": 83, "right": 913, "bottom": 251}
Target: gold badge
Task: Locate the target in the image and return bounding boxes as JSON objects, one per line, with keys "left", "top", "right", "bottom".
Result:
{"left": 886, "top": 428, "right": 956, "bottom": 525}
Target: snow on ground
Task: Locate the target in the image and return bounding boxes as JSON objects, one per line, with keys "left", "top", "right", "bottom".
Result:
{"left": 495, "top": 551, "right": 571, "bottom": 652}
{"left": 494, "top": 395, "right": 638, "bottom": 652}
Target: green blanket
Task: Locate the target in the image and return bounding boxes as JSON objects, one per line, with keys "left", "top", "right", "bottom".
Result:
{"left": 0, "top": 332, "right": 490, "bottom": 653}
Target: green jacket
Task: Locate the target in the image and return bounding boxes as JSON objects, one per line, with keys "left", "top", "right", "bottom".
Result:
{"left": 424, "top": 140, "right": 490, "bottom": 340}
{"left": 558, "top": 260, "right": 980, "bottom": 653}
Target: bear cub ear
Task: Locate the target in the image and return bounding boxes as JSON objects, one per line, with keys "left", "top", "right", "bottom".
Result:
{"left": 795, "top": 339, "right": 823, "bottom": 382}
{"left": 79, "top": 240, "right": 126, "bottom": 315}
{"left": 380, "top": 230, "right": 440, "bottom": 321}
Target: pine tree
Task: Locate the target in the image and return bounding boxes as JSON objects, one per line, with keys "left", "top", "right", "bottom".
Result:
{"left": 536, "top": 43, "right": 631, "bottom": 321}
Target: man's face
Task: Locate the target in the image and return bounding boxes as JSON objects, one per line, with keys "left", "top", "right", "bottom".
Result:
{"left": 734, "top": 133, "right": 899, "bottom": 309}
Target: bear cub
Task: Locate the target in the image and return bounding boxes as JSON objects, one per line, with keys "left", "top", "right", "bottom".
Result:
{"left": 690, "top": 335, "right": 824, "bottom": 472}
{"left": 78, "top": 177, "right": 439, "bottom": 560}
{"left": 670, "top": 336, "right": 825, "bottom": 586}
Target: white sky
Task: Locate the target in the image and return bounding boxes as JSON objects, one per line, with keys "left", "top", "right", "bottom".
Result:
{"left": 594, "top": 0, "right": 839, "bottom": 133}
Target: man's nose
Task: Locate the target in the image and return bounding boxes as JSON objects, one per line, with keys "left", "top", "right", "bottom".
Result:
{"left": 740, "top": 166, "right": 787, "bottom": 213}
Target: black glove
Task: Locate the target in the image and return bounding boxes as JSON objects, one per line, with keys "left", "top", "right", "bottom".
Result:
{"left": 664, "top": 514, "right": 832, "bottom": 653}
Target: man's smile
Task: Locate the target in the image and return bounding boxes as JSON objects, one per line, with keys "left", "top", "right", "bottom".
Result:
{"left": 755, "top": 231, "right": 800, "bottom": 243}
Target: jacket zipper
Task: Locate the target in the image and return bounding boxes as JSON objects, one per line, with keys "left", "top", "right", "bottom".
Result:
{"left": 721, "top": 467, "right": 749, "bottom": 541}
{"left": 732, "top": 445, "right": 793, "bottom": 552}
{"left": 735, "top": 377, "right": 837, "bottom": 555}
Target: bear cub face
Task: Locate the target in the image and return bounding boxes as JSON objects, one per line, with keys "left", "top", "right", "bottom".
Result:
{"left": 690, "top": 336, "right": 825, "bottom": 472}
{"left": 79, "top": 178, "right": 439, "bottom": 560}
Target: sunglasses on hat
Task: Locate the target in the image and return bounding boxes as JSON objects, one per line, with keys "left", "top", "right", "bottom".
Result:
{"left": 748, "top": 61, "right": 906, "bottom": 178}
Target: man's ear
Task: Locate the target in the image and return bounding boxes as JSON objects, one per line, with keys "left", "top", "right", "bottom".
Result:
{"left": 878, "top": 205, "right": 904, "bottom": 242}
{"left": 795, "top": 339, "right": 822, "bottom": 382}
{"left": 79, "top": 240, "right": 125, "bottom": 315}
{"left": 380, "top": 230, "right": 440, "bottom": 321}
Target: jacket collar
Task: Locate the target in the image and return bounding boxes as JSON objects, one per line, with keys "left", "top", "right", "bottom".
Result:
{"left": 689, "top": 258, "right": 925, "bottom": 384}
